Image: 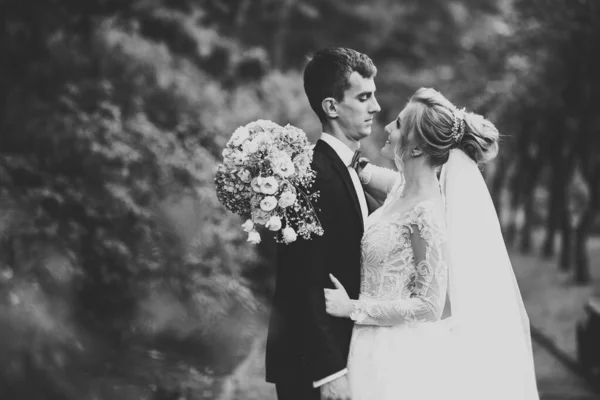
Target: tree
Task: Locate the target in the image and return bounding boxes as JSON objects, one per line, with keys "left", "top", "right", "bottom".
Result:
{"left": 501, "top": 0, "right": 600, "bottom": 283}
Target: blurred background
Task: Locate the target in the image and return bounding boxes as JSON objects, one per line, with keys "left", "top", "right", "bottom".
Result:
{"left": 0, "top": 0, "right": 599, "bottom": 399}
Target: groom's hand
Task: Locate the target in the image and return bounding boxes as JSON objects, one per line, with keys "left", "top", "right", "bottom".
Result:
{"left": 324, "top": 274, "right": 353, "bottom": 318}
{"left": 320, "top": 375, "right": 352, "bottom": 400}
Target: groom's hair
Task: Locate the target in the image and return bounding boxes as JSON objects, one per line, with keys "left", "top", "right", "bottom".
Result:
{"left": 304, "top": 47, "right": 377, "bottom": 122}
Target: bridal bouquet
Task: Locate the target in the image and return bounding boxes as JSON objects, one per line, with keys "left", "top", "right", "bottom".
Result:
{"left": 215, "top": 120, "right": 323, "bottom": 244}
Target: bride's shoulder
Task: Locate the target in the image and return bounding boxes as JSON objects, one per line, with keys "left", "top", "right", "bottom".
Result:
{"left": 403, "top": 196, "right": 445, "bottom": 227}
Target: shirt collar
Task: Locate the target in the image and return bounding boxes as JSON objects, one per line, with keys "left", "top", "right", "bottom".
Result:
{"left": 320, "top": 133, "right": 359, "bottom": 166}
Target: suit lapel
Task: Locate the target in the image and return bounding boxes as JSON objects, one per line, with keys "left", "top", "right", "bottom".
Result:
{"left": 315, "top": 140, "right": 365, "bottom": 231}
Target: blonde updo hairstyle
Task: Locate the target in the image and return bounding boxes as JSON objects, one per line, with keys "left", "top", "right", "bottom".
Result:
{"left": 396, "top": 88, "right": 499, "bottom": 167}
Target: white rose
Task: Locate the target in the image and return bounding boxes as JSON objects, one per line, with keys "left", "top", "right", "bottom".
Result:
{"left": 282, "top": 227, "right": 298, "bottom": 244}
{"left": 251, "top": 177, "right": 263, "bottom": 193}
{"left": 266, "top": 216, "right": 282, "bottom": 231}
{"left": 278, "top": 191, "right": 297, "bottom": 208}
{"left": 242, "top": 139, "right": 260, "bottom": 154}
{"left": 238, "top": 169, "right": 252, "bottom": 183}
{"left": 252, "top": 209, "right": 270, "bottom": 225}
{"left": 254, "top": 132, "right": 271, "bottom": 147}
{"left": 260, "top": 196, "right": 278, "bottom": 212}
{"left": 247, "top": 230, "right": 261, "bottom": 244}
{"left": 293, "top": 153, "right": 311, "bottom": 173}
{"left": 241, "top": 219, "right": 254, "bottom": 233}
{"left": 260, "top": 176, "right": 279, "bottom": 195}
{"left": 269, "top": 152, "right": 292, "bottom": 174}
{"left": 273, "top": 158, "right": 295, "bottom": 178}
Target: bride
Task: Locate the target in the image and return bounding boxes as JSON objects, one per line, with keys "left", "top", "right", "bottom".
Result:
{"left": 323, "top": 88, "right": 539, "bottom": 400}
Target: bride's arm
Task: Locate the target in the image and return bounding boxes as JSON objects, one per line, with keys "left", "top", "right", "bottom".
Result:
{"left": 358, "top": 163, "right": 402, "bottom": 202}
{"left": 350, "top": 210, "right": 447, "bottom": 326}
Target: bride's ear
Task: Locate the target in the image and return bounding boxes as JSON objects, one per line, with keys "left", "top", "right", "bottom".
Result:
{"left": 411, "top": 146, "right": 423, "bottom": 157}
{"left": 322, "top": 98, "right": 338, "bottom": 119}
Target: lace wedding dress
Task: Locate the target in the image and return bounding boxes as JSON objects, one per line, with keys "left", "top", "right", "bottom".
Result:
{"left": 347, "top": 177, "right": 456, "bottom": 400}
{"left": 347, "top": 151, "right": 540, "bottom": 400}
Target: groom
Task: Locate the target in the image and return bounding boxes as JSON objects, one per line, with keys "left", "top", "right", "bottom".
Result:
{"left": 266, "top": 48, "right": 381, "bottom": 400}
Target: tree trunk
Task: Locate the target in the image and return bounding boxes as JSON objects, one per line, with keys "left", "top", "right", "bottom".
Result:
{"left": 542, "top": 162, "right": 565, "bottom": 258}
{"left": 490, "top": 155, "right": 507, "bottom": 219}
{"left": 556, "top": 148, "right": 576, "bottom": 271}
{"left": 519, "top": 157, "right": 541, "bottom": 254}
{"left": 574, "top": 206, "right": 593, "bottom": 284}
{"left": 559, "top": 206, "right": 572, "bottom": 272}
{"left": 505, "top": 117, "right": 535, "bottom": 248}
{"left": 519, "top": 191, "right": 534, "bottom": 254}
{"left": 272, "top": 0, "right": 295, "bottom": 69}
{"left": 573, "top": 165, "right": 600, "bottom": 284}
{"left": 234, "top": 0, "right": 252, "bottom": 30}
{"left": 542, "top": 201, "right": 558, "bottom": 258}
{"left": 504, "top": 171, "right": 522, "bottom": 248}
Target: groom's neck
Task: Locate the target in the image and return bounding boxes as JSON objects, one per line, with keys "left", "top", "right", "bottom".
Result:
{"left": 322, "top": 122, "right": 360, "bottom": 151}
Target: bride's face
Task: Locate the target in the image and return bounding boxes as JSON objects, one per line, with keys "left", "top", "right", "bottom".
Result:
{"left": 381, "top": 110, "right": 405, "bottom": 160}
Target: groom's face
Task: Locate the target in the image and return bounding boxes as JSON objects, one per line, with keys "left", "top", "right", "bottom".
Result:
{"left": 336, "top": 71, "right": 381, "bottom": 141}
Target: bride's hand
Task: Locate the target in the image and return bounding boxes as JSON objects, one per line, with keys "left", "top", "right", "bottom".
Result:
{"left": 324, "top": 274, "right": 354, "bottom": 318}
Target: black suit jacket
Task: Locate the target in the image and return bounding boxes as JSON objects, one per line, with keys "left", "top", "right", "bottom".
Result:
{"left": 266, "top": 139, "right": 374, "bottom": 385}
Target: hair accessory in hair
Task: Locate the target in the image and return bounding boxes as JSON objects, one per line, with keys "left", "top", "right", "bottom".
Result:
{"left": 451, "top": 107, "right": 466, "bottom": 143}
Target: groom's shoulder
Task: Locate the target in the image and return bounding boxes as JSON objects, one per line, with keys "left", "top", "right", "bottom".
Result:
{"left": 311, "top": 148, "right": 334, "bottom": 181}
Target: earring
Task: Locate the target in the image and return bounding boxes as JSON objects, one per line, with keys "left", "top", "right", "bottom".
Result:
{"left": 411, "top": 149, "right": 420, "bottom": 157}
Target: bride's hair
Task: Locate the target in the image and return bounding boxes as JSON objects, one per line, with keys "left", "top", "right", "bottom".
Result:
{"left": 398, "top": 88, "right": 499, "bottom": 166}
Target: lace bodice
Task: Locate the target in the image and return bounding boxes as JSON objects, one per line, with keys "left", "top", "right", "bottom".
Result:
{"left": 350, "top": 188, "right": 448, "bottom": 327}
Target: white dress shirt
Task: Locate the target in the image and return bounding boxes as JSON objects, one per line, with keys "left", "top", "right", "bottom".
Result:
{"left": 319, "top": 133, "right": 369, "bottom": 225}
{"left": 312, "top": 133, "right": 369, "bottom": 389}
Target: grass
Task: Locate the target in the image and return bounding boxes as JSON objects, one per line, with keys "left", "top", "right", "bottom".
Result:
{"left": 221, "top": 334, "right": 276, "bottom": 400}
{"left": 510, "top": 231, "right": 600, "bottom": 360}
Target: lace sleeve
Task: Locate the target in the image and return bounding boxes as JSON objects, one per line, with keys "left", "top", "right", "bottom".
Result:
{"left": 350, "top": 205, "right": 448, "bottom": 326}
{"left": 358, "top": 163, "right": 403, "bottom": 201}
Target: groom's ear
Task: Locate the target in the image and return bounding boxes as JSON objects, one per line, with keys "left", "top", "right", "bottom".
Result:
{"left": 322, "top": 97, "right": 338, "bottom": 119}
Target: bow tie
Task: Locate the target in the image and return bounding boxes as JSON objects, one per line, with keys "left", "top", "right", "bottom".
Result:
{"left": 349, "top": 149, "right": 362, "bottom": 170}
{"left": 349, "top": 150, "right": 370, "bottom": 173}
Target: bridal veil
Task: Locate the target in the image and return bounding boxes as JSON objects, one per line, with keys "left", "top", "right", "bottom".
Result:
{"left": 440, "top": 149, "right": 539, "bottom": 399}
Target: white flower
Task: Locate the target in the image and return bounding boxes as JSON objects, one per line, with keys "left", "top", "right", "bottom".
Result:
{"left": 254, "top": 132, "right": 271, "bottom": 147}
{"left": 242, "top": 139, "right": 260, "bottom": 154}
{"left": 284, "top": 124, "right": 300, "bottom": 141}
{"left": 247, "top": 119, "right": 281, "bottom": 132}
{"left": 293, "top": 153, "right": 311, "bottom": 173}
{"left": 238, "top": 169, "right": 252, "bottom": 183}
{"left": 231, "top": 126, "right": 251, "bottom": 146}
{"left": 260, "top": 196, "right": 278, "bottom": 212}
{"left": 232, "top": 151, "right": 246, "bottom": 165}
{"left": 282, "top": 227, "right": 298, "bottom": 244}
{"left": 252, "top": 209, "right": 270, "bottom": 225}
{"left": 273, "top": 157, "right": 295, "bottom": 178}
{"left": 278, "top": 191, "right": 297, "bottom": 208}
{"left": 241, "top": 219, "right": 254, "bottom": 233}
{"left": 266, "top": 216, "right": 282, "bottom": 231}
{"left": 251, "top": 177, "right": 263, "bottom": 193}
{"left": 247, "top": 230, "right": 261, "bottom": 244}
{"left": 260, "top": 176, "right": 279, "bottom": 194}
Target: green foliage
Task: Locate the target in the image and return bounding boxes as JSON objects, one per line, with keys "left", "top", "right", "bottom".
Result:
{"left": 8, "top": 0, "right": 595, "bottom": 396}
{"left": 0, "top": 9, "right": 315, "bottom": 398}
